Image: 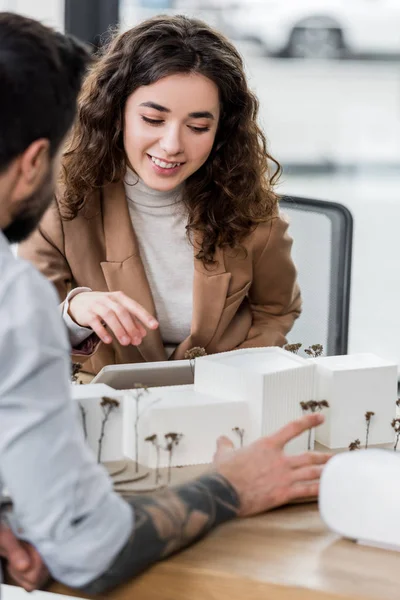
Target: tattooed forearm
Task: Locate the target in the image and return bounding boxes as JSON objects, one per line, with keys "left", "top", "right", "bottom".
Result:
{"left": 80, "top": 473, "right": 240, "bottom": 595}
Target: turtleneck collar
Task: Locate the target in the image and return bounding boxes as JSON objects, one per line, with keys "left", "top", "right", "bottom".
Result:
{"left": 124, "top": 167, "right": 183, "bottom": 208}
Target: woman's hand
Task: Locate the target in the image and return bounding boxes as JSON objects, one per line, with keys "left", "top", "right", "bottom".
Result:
{"left": 68, "top": 291, "right": 159, "bottom": 346}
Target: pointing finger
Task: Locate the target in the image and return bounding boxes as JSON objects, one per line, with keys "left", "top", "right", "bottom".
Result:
{"left": 213, "top": 436, "right": 235, "bottom": 462}
{"left": 269, "top": 413, "right": 324, "bottom": 449}
{"left": 120, "top": 295, "right": 158, "bottom": 330}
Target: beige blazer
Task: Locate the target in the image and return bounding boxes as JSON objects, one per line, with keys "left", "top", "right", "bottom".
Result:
{"left": 19, "top": 182, "right": 301, "bottom": 375}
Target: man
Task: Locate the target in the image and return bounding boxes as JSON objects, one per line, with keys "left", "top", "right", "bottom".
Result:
{"left": 0, "top": 11, "right": 330, "bottom": 595}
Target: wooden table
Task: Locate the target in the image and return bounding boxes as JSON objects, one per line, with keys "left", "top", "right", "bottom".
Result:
{"left": 49, "top": 501, "right": 400, "bottom": 600}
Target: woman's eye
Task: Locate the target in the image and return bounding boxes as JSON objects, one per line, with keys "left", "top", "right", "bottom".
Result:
{"left": 142, "top": 116, "right": 164, "bottom": 126}
{"left": 189, "top": 126, "right": 210, "bottom": 134}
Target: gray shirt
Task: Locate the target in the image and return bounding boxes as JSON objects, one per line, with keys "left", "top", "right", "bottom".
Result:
{"left": 0, "top": 230, "right": 132, "bottom": 587}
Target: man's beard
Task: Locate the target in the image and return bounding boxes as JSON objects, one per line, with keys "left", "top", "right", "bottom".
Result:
{"left": 3, "top": 170, "right": 53, "bottom": 243}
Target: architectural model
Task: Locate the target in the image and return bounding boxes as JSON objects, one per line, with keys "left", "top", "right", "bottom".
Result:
{"left": 312, "top": 353, "right": 397, "bottom": 448}
{"left": 72, "top": 347, "right": 398, "bottom": 478}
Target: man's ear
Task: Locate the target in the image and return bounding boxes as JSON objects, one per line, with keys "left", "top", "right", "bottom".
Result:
{"left": 20, "top": 139, "right": 50, "bottom": 185}
{"left": 12, "top": 139, "right": 50, "bottom": 202}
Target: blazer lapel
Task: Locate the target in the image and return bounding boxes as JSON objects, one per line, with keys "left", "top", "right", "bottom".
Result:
{"left": 100, "top": 182, "right": 166, "bottom": 362}
{"left": 99, "top": 183, "right": 231, "bottom": 362}
{"left": 174, "top": 232, "right": 231, "bottom": 358}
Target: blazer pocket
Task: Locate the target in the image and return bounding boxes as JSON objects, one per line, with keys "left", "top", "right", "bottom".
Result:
{"left": 224, "top": 281, "right": 251, "bottom": 309}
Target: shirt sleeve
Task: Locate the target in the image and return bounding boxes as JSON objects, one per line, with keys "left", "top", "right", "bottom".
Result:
{"left": 62, "top": 287, "right": 93, "bottom": 347}
{"left": 0, "top": 262, "right": 133, "bottom": 588}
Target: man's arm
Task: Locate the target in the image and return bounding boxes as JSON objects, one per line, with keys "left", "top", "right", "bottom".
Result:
{"left": 81, "top": 474, "right": 239, "bottom": 595}
{"left": 80, "top": 414, "right": 329, "bottom": 595}
{"left": 0, "top": 260, "right": 133, "bottom": 588}
{"left": 1, "top": 410, "right": 328, "bottom": 594}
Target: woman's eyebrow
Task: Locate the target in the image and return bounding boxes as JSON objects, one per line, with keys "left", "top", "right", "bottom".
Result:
{"left": 139, "top": 102, "right": 215, "bottom": 120}
{"left": 139, "top": 101, "right": 170, "bottom": 112}
{"left": 188, "top": 111, "right": 215, "bottom": 120}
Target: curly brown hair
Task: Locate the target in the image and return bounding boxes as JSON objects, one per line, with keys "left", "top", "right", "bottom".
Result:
{"left": 61, "top": 15, "right": 281, "bottom": 264}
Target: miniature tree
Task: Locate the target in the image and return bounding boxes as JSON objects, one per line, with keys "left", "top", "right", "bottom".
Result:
{"left": 300, "top": 400, "right": 330, "bottom": 450}
{"left": 232, "top": 427, "right": 245, "bottom": 448}
{"left": 71, "top": 362, "right": 82, "bottom": 384}
{"left": 145, "top": 434, "right": 162, "bottom": 484}
{"left": 284, "top": 342, "right": 323, "bottom": 358}
{"left": 349, "top": 439, "right": 361, "bottom": 451}
{"left": 184, "top": 347, "right": 207, "bottom": 377}
{"left": 131, "top": 384, "right": 161, "bottom": 473}
{"left": 392, "top": 418, "right": 400, "bottom": 451}
{"left": 79, "top": 403, "right": 88, "bottom": 440}
{"left": 164, "top": 432, "right": 183, "bottom": 484}
{"left": 284, "top": 343, "right": 302, "bottom": 354}
{"left": 97, "top": 396, "right": 120, "bottom": 463}
{"left": 132, "top": 384, "right": 149, "bottom": 473}
{"left": 364, "top": 411, "right": 375, "bottom": 449}
{"left": 304, "top": 344, "right": 324, "bottom": 358}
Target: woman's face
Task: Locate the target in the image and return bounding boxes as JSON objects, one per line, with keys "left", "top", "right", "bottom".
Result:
{"left": 123, "top": 72, "right": 220, "bottom": 191}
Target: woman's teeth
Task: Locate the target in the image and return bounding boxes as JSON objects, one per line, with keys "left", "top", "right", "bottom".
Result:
{"left": 151, "top": 156, "right": 181, "bottom": 169}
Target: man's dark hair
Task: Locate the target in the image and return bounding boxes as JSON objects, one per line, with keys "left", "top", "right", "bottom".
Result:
{"left": 0, "top": 12, "right": 91, "bottom": 171}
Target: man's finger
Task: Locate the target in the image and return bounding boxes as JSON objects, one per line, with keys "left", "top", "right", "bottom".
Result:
{"left": 213, "top": 436, "right": 235, "bottom": 462}
{"left": 288, "top": 451, "right": 332, "bottom": 469}
{"left": 7, "top": 566, "right": 36, "bottom": 592}
{"left": 0, "top": 526, "right": 30, "bottom": 571}
{"left": 291, "top": 465, "right": 324, "bottom": 484}
{"left": 288, "top": 481, "right": 320, "bottom": 501}
{"left": 7, "top": 545, "right": 49, "bottom": 592}
{"left": 270, "top": 413, "right": 324, "bottom": 449}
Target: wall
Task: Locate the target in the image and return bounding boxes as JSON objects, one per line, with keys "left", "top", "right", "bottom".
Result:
{"left": 0, "top": 0, "right": 65, "bottom": 31}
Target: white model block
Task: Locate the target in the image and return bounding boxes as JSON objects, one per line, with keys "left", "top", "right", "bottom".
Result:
{"left": 123, "top": 385, "right": 250, "bottom": 468}
{"left": 312, "top": 354, "right": 397, "bottom": 449}
{"left": 71, "top": 383, "right": 126, "bottom": 462}
{"left": 194, "top": 347, "right": 316, "bottom": 453}
{"left": 92, "top": 359, "right": 193, "bottom": 389}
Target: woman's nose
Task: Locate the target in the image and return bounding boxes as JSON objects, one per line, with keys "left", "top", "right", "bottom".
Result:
{"left": 159, "top": 125, "right": 183, "bottom": 156}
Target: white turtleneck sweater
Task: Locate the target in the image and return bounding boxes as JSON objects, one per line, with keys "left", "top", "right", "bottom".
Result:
{"left": 63, "top": 171, "right": 194, "bottom": 355}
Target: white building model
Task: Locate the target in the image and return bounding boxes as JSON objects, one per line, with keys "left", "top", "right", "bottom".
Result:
{"left": 72, "top": 348, "right": 398, "bottom": 468}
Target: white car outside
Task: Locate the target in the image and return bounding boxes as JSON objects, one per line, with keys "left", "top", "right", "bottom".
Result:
{"left": 224, "top": 0, "right": 400, "bottom": 58}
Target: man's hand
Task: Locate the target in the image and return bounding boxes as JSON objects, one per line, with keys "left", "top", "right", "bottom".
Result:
{"left": 213, "top": 413, "right": 331, "bottom": 517}
{"left": 0, "top": 523, "right": 49, "bottom": 591}
{"left": 68, "top": 291, "right": 158, "bottom": 346}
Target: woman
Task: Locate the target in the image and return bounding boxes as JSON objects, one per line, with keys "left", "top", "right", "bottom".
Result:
{"left": 19, "top": 15, "right": 301, "bottom": 376}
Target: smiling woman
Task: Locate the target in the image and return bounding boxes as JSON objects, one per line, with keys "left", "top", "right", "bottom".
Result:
{"left": 124, "top": 73, "right": 220, "bottom": 188}
{"left": 19, "top": 15, "right": 302, "bottom": 375}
